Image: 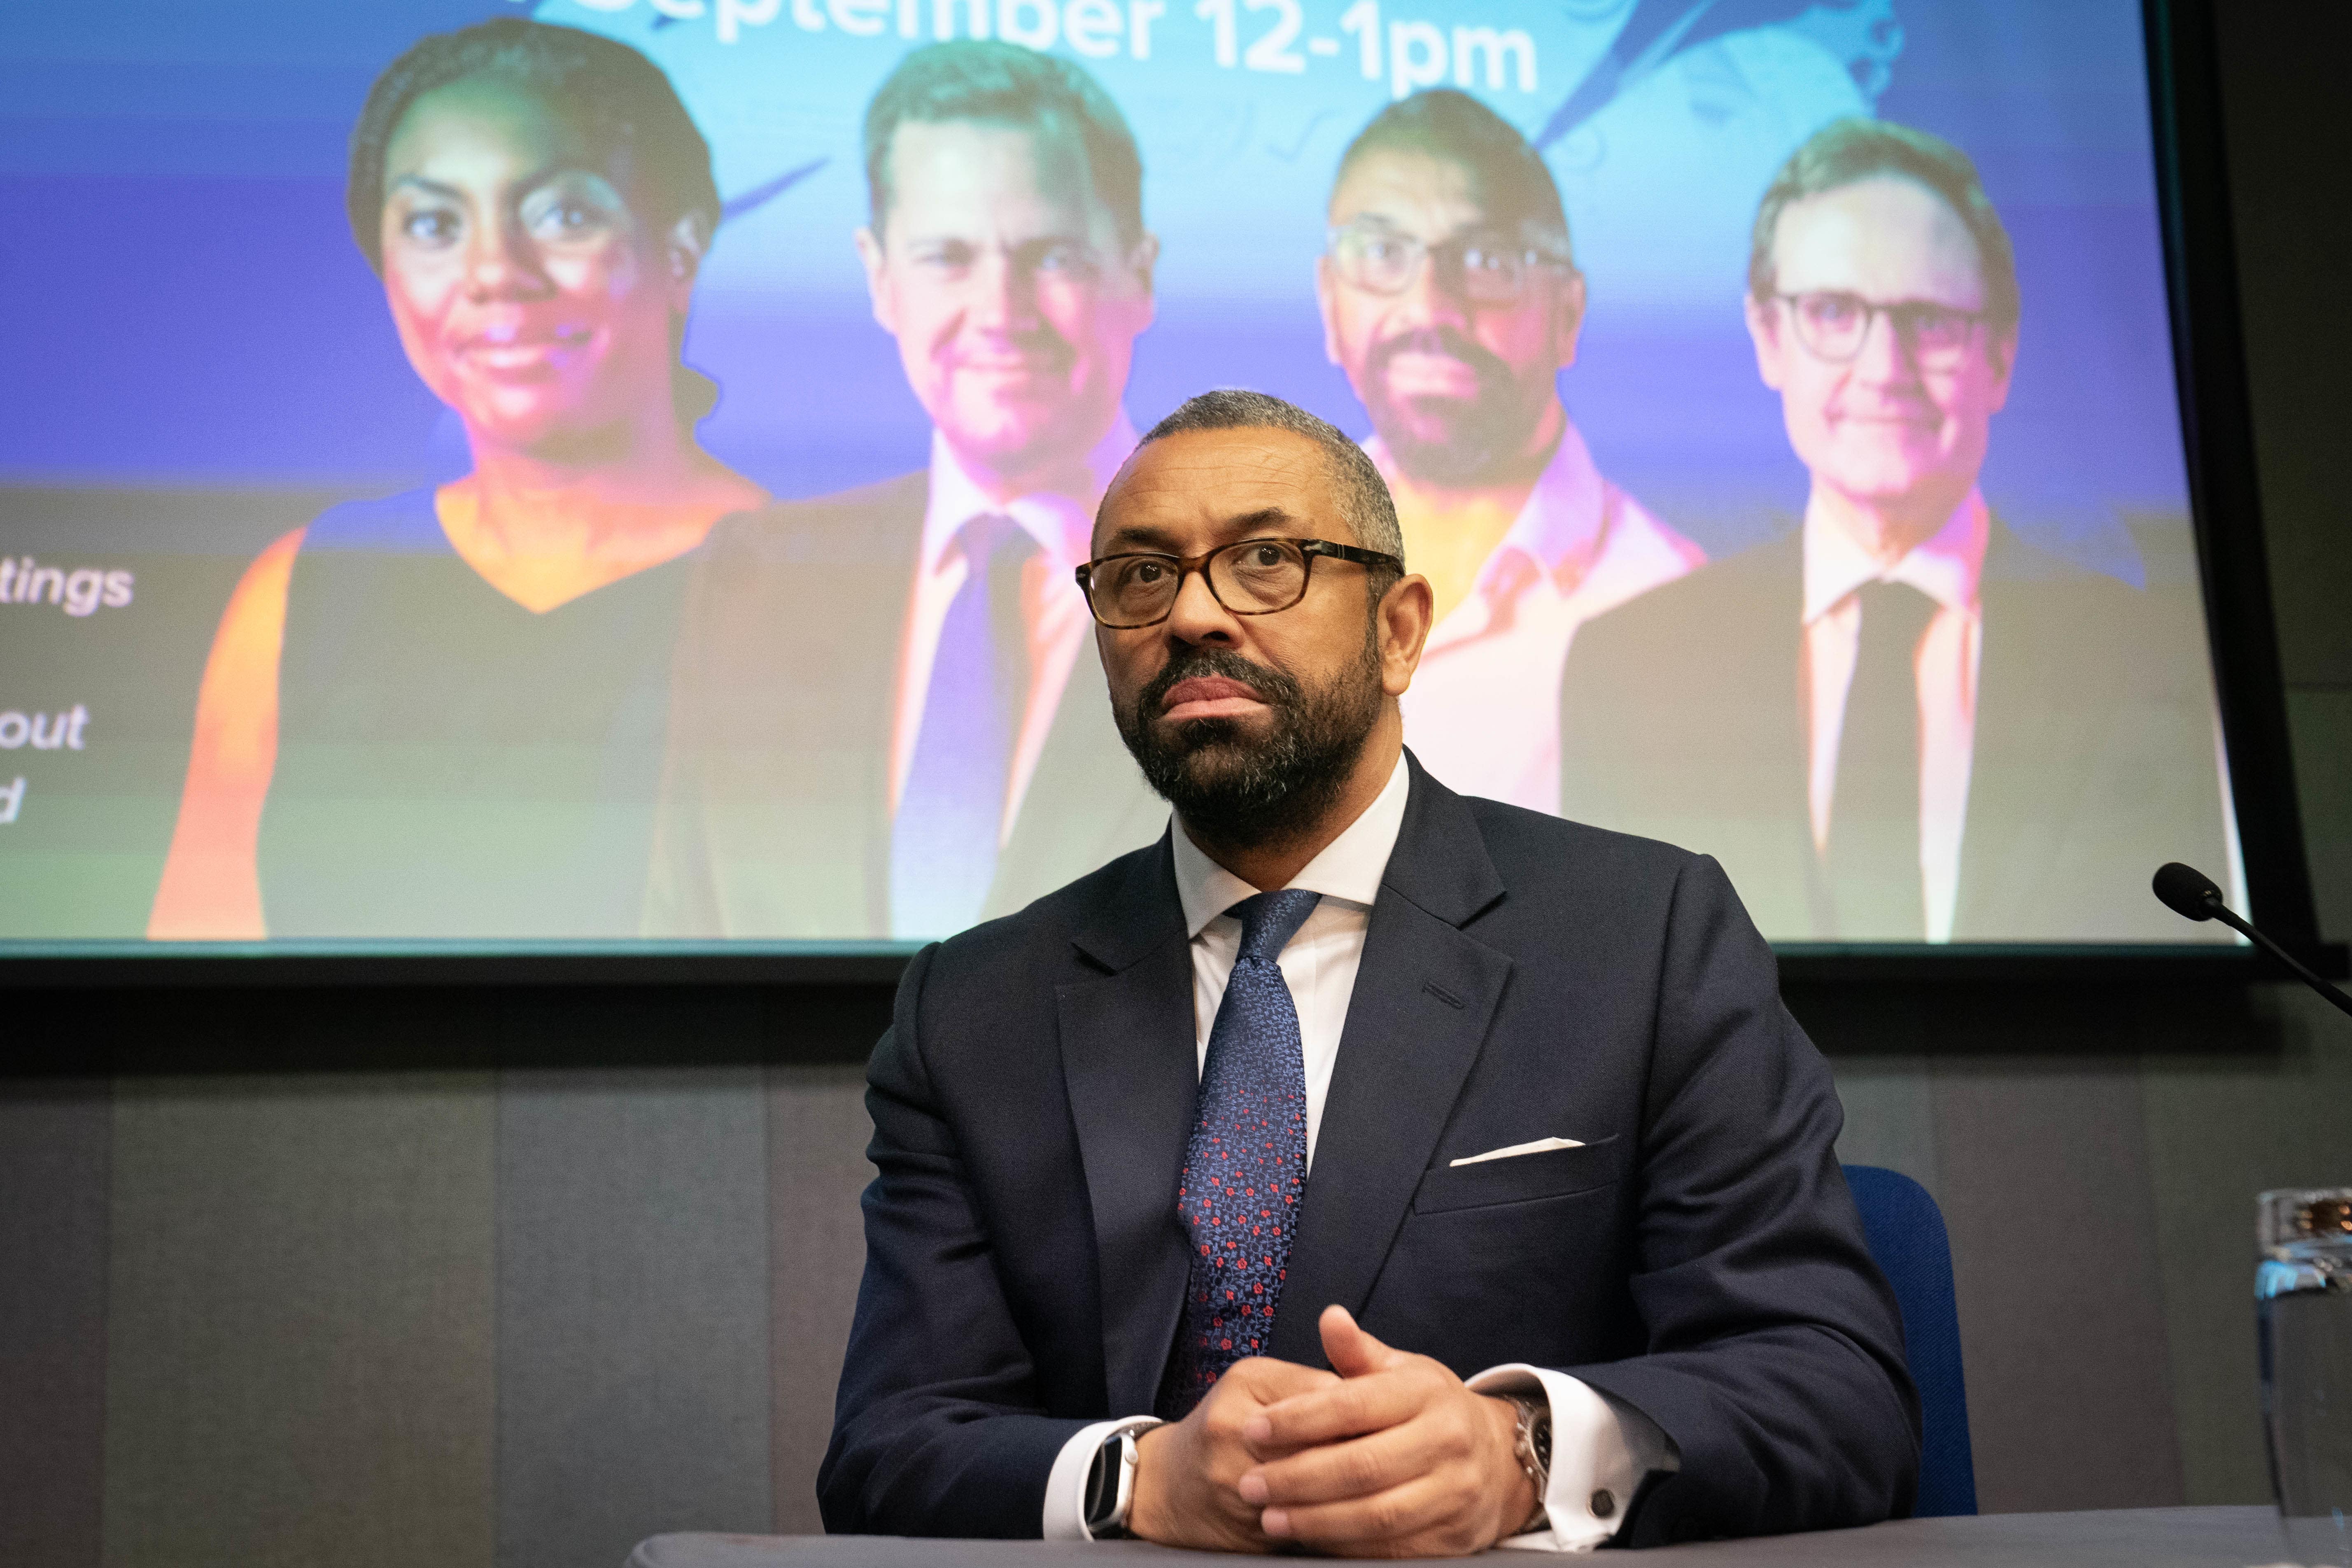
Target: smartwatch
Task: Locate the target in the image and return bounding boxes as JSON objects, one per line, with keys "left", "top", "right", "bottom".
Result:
{"left": 1082, "top": 1423, "right": 1148, "bottom": 1539}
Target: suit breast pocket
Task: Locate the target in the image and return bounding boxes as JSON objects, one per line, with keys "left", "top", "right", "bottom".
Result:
{"left": 1409, "top": 1135, "right": 1622, "bottom": 1216}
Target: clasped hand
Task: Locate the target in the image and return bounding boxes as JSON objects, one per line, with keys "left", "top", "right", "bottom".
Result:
{"left": 1129, "top": 1304, "right": 1536, "bottom": 1558}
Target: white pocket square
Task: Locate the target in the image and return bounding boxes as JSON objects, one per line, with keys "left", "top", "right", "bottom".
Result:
{"left": 1449, "top": 1136, "right": 1585, "bottom": 1167}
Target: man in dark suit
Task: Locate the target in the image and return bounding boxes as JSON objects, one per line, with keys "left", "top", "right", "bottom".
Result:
{"left": 646, "top": 42, "right": 1164, "bottom": 939}
{"left": 1559, "top": 119, "right": 2230, "bottom": 942}
{"left": 822, "top": 389, "right": 1917, "bottom": 1554}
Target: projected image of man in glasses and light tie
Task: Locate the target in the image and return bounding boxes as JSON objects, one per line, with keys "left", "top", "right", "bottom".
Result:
{"left": 1315, "top": 91, "right": 1704, "bottom": 817}
{"left": 1559, "top": 118, "right": 2230, "bottom": 943}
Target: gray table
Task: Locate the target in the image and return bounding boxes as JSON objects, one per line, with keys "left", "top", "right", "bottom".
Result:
{"left": 629, "top": 1507, "right": 2291, "bottom": 1568}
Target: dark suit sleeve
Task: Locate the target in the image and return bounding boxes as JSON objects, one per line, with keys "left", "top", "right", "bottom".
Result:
{"left": 1569, "top": 853, "right": 1921, "bottom": 1543}
{"left": 817, "top": 945, "right": 1093, "bottom": 1536}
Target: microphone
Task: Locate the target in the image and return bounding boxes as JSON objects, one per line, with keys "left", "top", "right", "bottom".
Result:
{"left": 2152, "top": 863, "right": 2352, "bottom": 1019}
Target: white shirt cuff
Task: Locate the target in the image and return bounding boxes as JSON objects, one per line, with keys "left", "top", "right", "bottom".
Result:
{"left": 1467, "top": 1364, "right": 1678, "bottom": 1552}
{"left": 1041, "top": 1417, "right": 1163, "bottom": 1540}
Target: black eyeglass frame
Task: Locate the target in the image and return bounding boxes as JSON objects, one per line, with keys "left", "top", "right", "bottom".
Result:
{"left": 1075, "top": 536, "right": 1403, "bottom": 629}
{"left": 1768, "top": 290, "right": 1997, "bottom": 363}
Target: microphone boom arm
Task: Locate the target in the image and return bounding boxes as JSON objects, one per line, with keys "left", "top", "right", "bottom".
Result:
{"left": 2156, "top": 864, "right": 2352, "bottom": 1020}
{"left": 2198, "top": 896, "right": 2352, "bottom": 1020}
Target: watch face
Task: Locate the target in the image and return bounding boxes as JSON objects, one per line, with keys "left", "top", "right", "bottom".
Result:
{"left": 1084, "top": 1430, "right": 1133, "bottom": 1536}
{"left": 1084, "top": 1441, "right": 1119, "bottom": 1527}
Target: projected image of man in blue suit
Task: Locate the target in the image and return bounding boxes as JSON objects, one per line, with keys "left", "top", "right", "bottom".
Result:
{"left": 645, "top": 41, "right": 1165, "bottom": 940}
{"left": 821, "top": 388, "right": 1918, "bottom": 1553}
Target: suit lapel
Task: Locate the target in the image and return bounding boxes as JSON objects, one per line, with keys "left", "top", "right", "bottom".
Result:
{"left": 1655, "top": 529, "right": 1818, "bottom": 937}
{"left": 1955, "top": 524, "right": 2029, "bottom": 935}
{"left": 1056, "top": 839, "right": 1200, "bottom": 1414}
{"left": 1952, "top": 520, "right": 2089, "bottom": 937}
{"left": 990, "top": 638, "right": 1166, "bottom": 920}
{"left": 1269, "top": 760, "right": 1513, "bottom": 1366}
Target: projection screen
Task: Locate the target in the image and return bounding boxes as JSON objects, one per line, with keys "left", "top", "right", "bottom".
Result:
{"left": 0, "top": 0, "right": 2249, "bottom": 948}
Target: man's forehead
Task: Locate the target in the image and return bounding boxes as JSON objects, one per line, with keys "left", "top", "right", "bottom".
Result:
{"left": 886, "top": 118, "right": 1099, "bottom": 226}
{"left": 1328, "top": 147, "right": 1497, "bottom": 236}
{"left": 1772, "top": 175, "right": 1986, "bottom": 306}
{"left": 1096, "top": 428, "right": 1337, "bottom": 545}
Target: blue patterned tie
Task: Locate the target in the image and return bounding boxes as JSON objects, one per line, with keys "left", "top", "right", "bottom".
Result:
{"left": 1159, "top": 888, "right": 1323, "bottom": 1419}
{"left": 890, "top": 515, "right": 1035, "bottom": 939}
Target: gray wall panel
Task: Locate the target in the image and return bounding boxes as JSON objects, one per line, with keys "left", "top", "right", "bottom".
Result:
{"left": 1930, "top": 1062, "right": 2186, "bottom": 1513}
{"left": 100, "top": 1074, "right": 495, "bottom": 1568}
{"left": 0, "top": 1083, "right": 110, "bottom": 1568}
{"left": 495, "top": 1067, "right": 772, "bottom": 1568}
{"left": 766, "top": 1065, "right": 874, "bottom": 1534}
{"left": 1830, "top": 1057, "right": 1941, "bottom": 1198}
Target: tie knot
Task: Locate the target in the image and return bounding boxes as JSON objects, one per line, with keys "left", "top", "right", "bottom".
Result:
{"left": 1852, "top": 579, "right": 1938, "bottom": 644}
{"left": 959, "top": 513, "right": 1034, "bottom": 571}
{"left": 1229, "top": 888, "right": 1322, "bottom": 965}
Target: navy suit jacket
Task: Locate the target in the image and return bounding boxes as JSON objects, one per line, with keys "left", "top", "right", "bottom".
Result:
{"left": 820, "top": 756, "right": 1919, "bottom": 1545}
{"left": 643, "top": 472, "right": 1165, "bottom": 938}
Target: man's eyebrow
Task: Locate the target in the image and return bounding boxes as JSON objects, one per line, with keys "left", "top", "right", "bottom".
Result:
{"left": 388, "top": 173, "right": 465, "bottom": 201}
{"left": 899, "top": 228, "right": 1087, "bottom": 250}
{"left": 1222, "top": 507, "right": 1297, "bottom": 535}
{"left": 1095, "top": 508, "right": 1298, "bottom": 555}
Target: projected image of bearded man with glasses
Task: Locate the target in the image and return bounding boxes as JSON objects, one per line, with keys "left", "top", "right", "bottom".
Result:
{"left": 1559, "top": 118, "right": 2230, "bottom": 944}
{"left": 1316, "top": 90, "right": 1703, "bottom": 816}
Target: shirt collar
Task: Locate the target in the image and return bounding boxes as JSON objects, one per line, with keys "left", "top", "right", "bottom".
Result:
{"left": 1364, "top": 419, "right": 1609, "bottom": 595}
{"left": 1169, "top": 751, "right": 1411, "bottom": 939}
{"left": 1802, "top": 489, "right": 1990, "bottom": 624}
{"left": 922, "top": 411, "right": 1138, "bottom": 574}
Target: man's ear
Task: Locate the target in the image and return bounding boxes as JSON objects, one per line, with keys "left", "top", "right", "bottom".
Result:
{"left": 1126, "top": 230, "right": 1161, "bottom": 296}
{"left": 664, "top": 212, "right": 711, "bottom": 307}
{"left": 1744, "top": 292, "right": 1788, "bottom": 391}
{"left": 853, "top": 225, "right": 895, "bottom": 334}
{"left": 1315, "top": 255, "right": 1343, "bottom": 368}
{"left": 1377, "top": 573, "right": 1434, "bottom": 698}
{"left": 1986, "top": 322, "right": 2019, "bottom": 412}
{"left": 1550, "top": 268, "right": 1588, "bottom": 373}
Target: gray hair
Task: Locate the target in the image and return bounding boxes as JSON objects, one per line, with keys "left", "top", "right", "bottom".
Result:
{"left": 1750, "top": 117, "right": 2018, "bottom": 332}
{"left": 1134, "top": 390, "right": 1404, "bottom": 584}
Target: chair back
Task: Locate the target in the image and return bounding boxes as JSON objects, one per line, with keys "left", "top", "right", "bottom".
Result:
{"left": 1842, "top": 1163, "right": 1977, "bottom": 1517}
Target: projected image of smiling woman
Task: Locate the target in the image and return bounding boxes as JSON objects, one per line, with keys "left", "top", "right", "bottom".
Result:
{"left": 149, "top": 19, "right": 766, "bottom": 939}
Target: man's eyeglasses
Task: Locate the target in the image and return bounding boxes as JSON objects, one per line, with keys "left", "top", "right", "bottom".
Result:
{"left": 1773, "top": 291, "right": 1990, "bottom": 365}
{"left": 1327, "top": 224, "right": 1572, "bottom": 307}
{"left": 1076, "top": 537, "right": 1401, "bottom": 629}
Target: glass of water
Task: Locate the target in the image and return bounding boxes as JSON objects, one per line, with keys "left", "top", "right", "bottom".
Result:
{"left": 2261, "top": 1188, "right": 2352, "bottom": 1568}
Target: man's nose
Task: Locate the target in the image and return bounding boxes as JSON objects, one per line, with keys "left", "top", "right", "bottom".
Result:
{"left": 1163, "top": 564, "right": 1240, "bottom": 645}
{"left": 967, "top": 251, "right": 1042, "bottom": 333}
{"left": 1849, "top": 306, "right": 1921, "bottom": 385}
{"left": 1389, "top": 249, "right": 1471, "bottom": 332}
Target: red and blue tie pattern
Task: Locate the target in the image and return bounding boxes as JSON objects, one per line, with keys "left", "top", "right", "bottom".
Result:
{"left": 1158, "top": 888, "right": 1322, "bottom": 1419}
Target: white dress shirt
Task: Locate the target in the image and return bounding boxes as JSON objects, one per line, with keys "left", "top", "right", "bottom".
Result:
{"left": 888, "top": 415, "right": 1138, "bottom": 843}
{"left": 1043, "top": 757, "right": 1674, "bottom": 1548}
{"left": 1386, "top": 424, "right": 1707, "bottom": 813}
{"left": 1801, "top": 491, "right": 1988, "bottom": 942}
